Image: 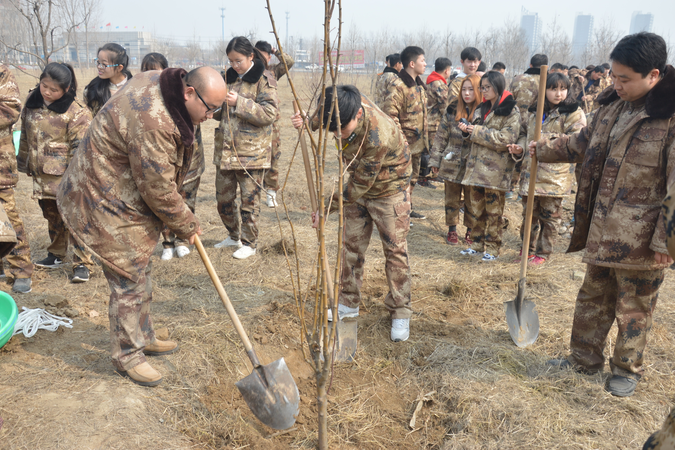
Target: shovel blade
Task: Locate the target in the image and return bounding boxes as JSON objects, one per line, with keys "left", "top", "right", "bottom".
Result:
{"left": 504, "top": 298, "right": 540, "bottom": 348}
{"left": 334, "top": 320, "right": 357, "bottom": 362}
{"left": 235, "top": 358, "right": 300, "bottom": 430}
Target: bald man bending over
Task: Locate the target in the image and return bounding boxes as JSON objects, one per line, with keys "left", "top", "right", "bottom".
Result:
{"left": 57, "top": 67, "right": 227, "bottom": 386}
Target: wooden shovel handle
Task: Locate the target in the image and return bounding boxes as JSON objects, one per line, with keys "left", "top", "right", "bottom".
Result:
{"left": 520, "top": 65, "right": 548, "bottom": 279}
{"left": 293, "top": 101, "right": 336, "bottom": 303}
{"left": 194, "top": 235, "right": 260, "bottom": 367}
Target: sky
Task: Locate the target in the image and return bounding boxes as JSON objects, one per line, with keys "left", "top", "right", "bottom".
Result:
{"left": 101, "top": 1, "right": 674, "bottom": 47}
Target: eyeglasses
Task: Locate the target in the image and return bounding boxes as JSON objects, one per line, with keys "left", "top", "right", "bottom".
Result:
{"left": 480, "top": 85, "right": 493, "bottom": 92}
{"left": 228, "top": 59, "right": 246, "bottom": 67}
{"left": 95, "top": 59, "right": 119, "bottom": 69}
{"left": 187, "top": 83, "right": 222, "bottom": 114}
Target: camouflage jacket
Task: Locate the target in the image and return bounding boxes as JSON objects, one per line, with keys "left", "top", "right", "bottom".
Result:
{"left": 0, "top": 64, "right": 21, "bottom": 189}
{"left": 536, "top": 65, "right": 675, "bottom": 270}
{"left": 461, "top": 95, "right": 520, "bottom": 191}
{"left": 57, "top": 69, "right": 199, "bottom": 282}
{"left": 382, "top": 70, "right": 428, "bottom": 155}
{"left": 429, "top": 102, "right": 472, "bottom": 183}
{"left": 516, "top": 103, "right": 586, "bottom": 197}
{"left": 581, "top": 77, "right": 604, "bottom": 114}
{"left": 509, "top": 68, "right": 541, "bottom": 125}
{"left": 568, "top": 69, "right": 585, "bottom": 103}
{"left": 213, "top": 60, "right": 279, "bottom": 171}
{"left": 426, "top": 72, "right": 449, "bottom": 135}
{"left": 269, "top": 50, "right": 294, "bottom": 81}
{"left": 184, "top": 124, "right": 205, "bottom": 185}
{"left": 373, "top": 67, "right": 398, "bottom": 108}
{"left": 18, "top": 89, "right": 92, "bottom": 199}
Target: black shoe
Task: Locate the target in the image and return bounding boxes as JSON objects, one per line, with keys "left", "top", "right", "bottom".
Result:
{"left": 547, "top": 358, "right": 573, "bottom": 369}
{"left": 410, "top": 211, "right": 426, "bottom": 220}
{"left": 12, "top": 278, "right": 32, "bottom": 294}
{"left": 35, "top": 253, "right": 64, "bottom": 269}
{"left": 72, "top": 264, "right": 90, "bottom": 283}
{"left": 417, "top": 179, "right": 437, "bottom": 189}
{"left": 605, "top": 375, "right": 638, "bottom": 397}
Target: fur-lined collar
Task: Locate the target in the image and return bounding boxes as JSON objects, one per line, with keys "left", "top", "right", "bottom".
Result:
{"left": 528, "top": 101, "right": 581, "bottom": 114}
{"left": 525, "top": 67, "right": 541, "bottom": 75}
{"left": 492, "top": 94, "right": 517, "bottom": 116}
{"left": 25, "top": 88, "right": 75, "bottom": 114}
{"left": 159, "top": 68, "right": 194, "bottom": 148}
{"left": 383, "top": 66, "right": 398, "bottom": 75}
{"left": 398, "top": 69, "right": 425, "bottom": 89}
{"left": 597, "top": 65, "right": 675, "bottom": 119}
{"left": 225, "top": 58, "right": 266, "bottom": 84}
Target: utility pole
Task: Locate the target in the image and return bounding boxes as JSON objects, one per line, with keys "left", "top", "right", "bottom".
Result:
{"left": 285, "top": 11, "right": 289, "bottom": 51}
{"left": 220, "top": 7, "right": 226, "bottom": 42}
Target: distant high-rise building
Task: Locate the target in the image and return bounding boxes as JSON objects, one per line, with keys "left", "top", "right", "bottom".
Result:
{"left": 629, "top": 12, "right": 654, "bottom": 34}
{"left": 572, "top": 13, "right": 594, "bottom": 64}
{"left": 520, "top": 7, "right": 542, "bottom": 55}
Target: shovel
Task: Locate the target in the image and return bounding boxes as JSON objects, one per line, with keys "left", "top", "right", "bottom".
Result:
{"left": 504, "top": 65, "right": 548, "bottom": 348}
{"left": 194, "top": 235, "right": 299, "bottom": 430}
{"left": 294, "top": 101, "right": 357, "bottom": 362}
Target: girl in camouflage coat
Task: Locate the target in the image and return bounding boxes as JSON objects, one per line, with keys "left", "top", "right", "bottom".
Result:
{"left": 213, "top": 37, "right": 279, "bottom": 259}
{"left": 17, "top": 63, "right": 95, "bottom": 282}
{"left": 508, "top": 73, "right": 587, "bottom": 264}
{"left": 430, "top": 74, "right": 482, "bottom": 245}
{"left": 84, "top": 43, "right": 133, "bottom": 117}
{"left": 458, "top": 71, "right": 520, "bottom": 261}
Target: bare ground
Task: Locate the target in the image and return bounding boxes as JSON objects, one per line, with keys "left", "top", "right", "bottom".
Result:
{"left": 1, "top": 69, "right": 674, "bottom": 449}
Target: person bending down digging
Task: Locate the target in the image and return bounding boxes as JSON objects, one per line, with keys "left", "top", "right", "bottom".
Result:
{"left": 291, "top": 85, "right": 414, "bottom": 342}
{"left": 530, "top": 32, "right": 675, "bottom": 397}
{"left": 57, "top": 66, "right": 227, "bottom": 386}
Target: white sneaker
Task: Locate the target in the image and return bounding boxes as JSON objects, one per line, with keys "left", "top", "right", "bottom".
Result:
{"left": 214, "top": 237, "right": 243, "bottom": 249}
{"left": 233, "top": 245, "right": 256, "bottom": 259}
{"left": 391, "top": 318, "right": 410, "bottom": 342}
{"left": 266, "top": 190, "right": 278, "bottom": 208}
{"left": 161, "top": 248, "right": 175, "bottom": 261}
{"left": 460, "top": 248, "right": 478, "bottom": 256}
{"left": 175, "top": 245, "right": 190, "bottom": 258}
{"left": 481, "top": 253, "right": 498, "bottom": 262}
{"left": 327, "top": 304, "right": 359, "bottom": 322}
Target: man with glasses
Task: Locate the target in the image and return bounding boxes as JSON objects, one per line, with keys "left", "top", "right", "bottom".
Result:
{"left": 57, "top": 66, "right": 227, "bottom": 387}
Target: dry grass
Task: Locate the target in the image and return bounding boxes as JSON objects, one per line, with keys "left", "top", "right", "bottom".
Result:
{"left": 0, "top": 69, "right": 674, "bottom": 449}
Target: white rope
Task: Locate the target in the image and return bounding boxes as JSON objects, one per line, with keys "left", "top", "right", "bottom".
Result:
{"left": 12, "top": 307, "right": 73, "bottom": 338}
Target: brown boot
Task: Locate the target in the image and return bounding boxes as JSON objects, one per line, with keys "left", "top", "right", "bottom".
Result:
{"left": 119, "top": 362, "right": 162, "bottom": 387}
{"left": 144, "top": 339, "right": 179, "bottom": 356}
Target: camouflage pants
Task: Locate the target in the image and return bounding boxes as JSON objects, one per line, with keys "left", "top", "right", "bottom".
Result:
{"left": 444, "top": 181, "right": 474, "bottom": 229}
{"left": 519, "top": 195, "right": 562, "bottom": 258}
{"left": 410, "top": 153, "right": 421, "bottom": 187}
{"left": 340, "top": 190, "right": 412, "bottom": 319}
{"left": 0, "top": 188, "right": 32, "bottom": 279}
{"left": 465, "top": 186, "right": 506, "bottom": 255}
{"left": 510, "top": 158, "right": 523, "bottom": 191}
{"left": 567, "top": 264, "right": 664, "bottom": 380}
{"left": 38, "top": 199, "right": 94, "bottom": 269}
{"left": 263, "top": 120, "right": 281, "bottom": 191}
{"left": 216, "top": 169, "right": 263, "bottom": 248}
{"left": 644, "top": 406, "right": 675, "bottom": 449}
{"left": 162, "top": 177, "right": 201, "bottom": 248}
{"left": 103, "top": 261, "right": 155, "bottom": 372}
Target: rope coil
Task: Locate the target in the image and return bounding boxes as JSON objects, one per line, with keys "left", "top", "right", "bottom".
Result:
{"left": 12, "top": 307, "right": 73, "bottom": 338}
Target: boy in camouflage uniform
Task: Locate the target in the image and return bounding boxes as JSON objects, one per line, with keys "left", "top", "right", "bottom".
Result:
{"left": 579, "top": 66, "right": 607, "bottom": 114}
{"left": 383, "top": 46, "right": 428, "bottom": 220}
{"left": 0, "top": 64, "right": 33, "bottom": 293}
{"left": 448, "top": 47, "right": 481, "bottom": 105}
{"left": 58, "top": 67, "right": 227, "bottom": 386}
{"left": 373, "top": 53, "right": 402, "bottom": 108}
{"left": 535, "top": 32, "right": 675, "bottom": 397}
{"left": 424, "top": 57, "right": 452, "bottom": 188}
{"left": 291, "top": 85, "right": 413, "bottom": 342}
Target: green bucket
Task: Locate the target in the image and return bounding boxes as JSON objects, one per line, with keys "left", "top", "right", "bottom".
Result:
{"left": 0, "top": 291, "right": 18, "bottom": 349}
{"left": 12, "top": 130, "right": 20, "bottom": 155}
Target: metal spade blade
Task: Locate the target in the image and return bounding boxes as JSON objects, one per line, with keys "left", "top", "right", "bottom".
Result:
{"left": 505, "top": 278, "right": 540, "bottom": 347}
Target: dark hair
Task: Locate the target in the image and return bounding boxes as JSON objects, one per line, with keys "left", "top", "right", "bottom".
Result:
{"left": 478, "top": 71, "right": 506, "bottom": 118}
{"left": 610, "top": 32, "right": 667, "bottom": 77}
{"left": 477, "top": 61, "right": 487, "bottom": 72}
{"left": 530, "top": 54, "right": 548, "bottom": 68}
{"left": 569, "top": 65, "right": 579, "bottom": 70}
{"left": 593, "top": 66, "right": 606, "bottom": 74}
{"left": 227, "top": 36, "right": 268, "bottom": 69}
{"left": 543, "top": 72, "right": 575, "bottom": 111}
{"left": 389, "top": 53, "right": 401, "bottom": 66}
{"left": 460, "top": 47, "right": 481, "bottom": 61}
{"left": 434, "top": 57, "right": 452, "bottom": 72}
{"left": 41, "top": 62, "right": 77, "bottom": 96}
{"left": 492, "top": 62, "right": 506, "bottom": 71}
{"left": 550, "top": 62, "right": 565, "bottom": 71}
{"left": 585, "top": 65, "right": 595, "bottom": 71}
{"left": 601, "top": 62, "right": 610, "bottom": 70}
{"left": 321, "top": 85, "right": 361, "bottom": 132}
{"left": 401, "top": 46, "right": 424, "bottom": 69}
{"left": 141, "top": 52, "right": 168, "bottom": 72}
{"left": 255, "top": 40, "right": 274, "bottom": 55}
{"left": 85, "top": 43, "right": 133, "bottom": 111}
